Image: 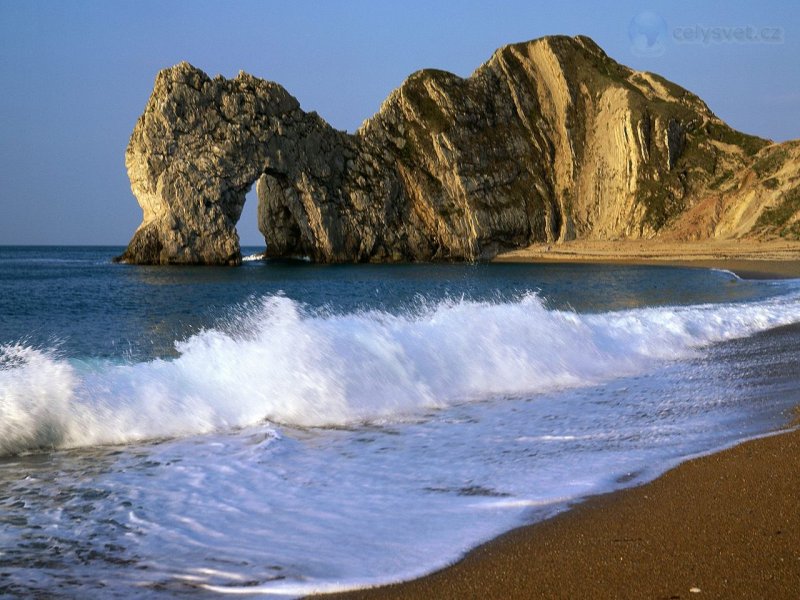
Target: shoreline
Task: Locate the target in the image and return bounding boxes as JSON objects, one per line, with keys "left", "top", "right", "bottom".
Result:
{"left": 319, "top": 250, "right": 800, "bottom": 600}
{"left": 321, "top": 425, "right": 800, "bottom": 600}
{"left": 493, "top": 239, "right": 800, "bottom": 279}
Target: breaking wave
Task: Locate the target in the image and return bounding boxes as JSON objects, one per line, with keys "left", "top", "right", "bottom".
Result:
{"left": 3, "top": 292, "right": 800, "bottom": 456}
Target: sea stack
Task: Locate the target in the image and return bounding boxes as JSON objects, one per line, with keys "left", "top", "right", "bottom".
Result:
{"left": 118, "top": 35, "right": 800, "bottom": 265}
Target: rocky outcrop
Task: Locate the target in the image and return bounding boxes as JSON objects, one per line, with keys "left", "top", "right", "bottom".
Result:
{"left": 118, "top": 35, "right": 799, "bottom": 265}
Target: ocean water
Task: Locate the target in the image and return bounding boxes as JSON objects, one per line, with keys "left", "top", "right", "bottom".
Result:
{"left": 1, "top": 245, "right": 799, "bottom": 598}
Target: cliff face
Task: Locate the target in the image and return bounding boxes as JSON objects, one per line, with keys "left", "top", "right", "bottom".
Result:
{"left": 118, "top": 35, "right": 799, "bottom": 265}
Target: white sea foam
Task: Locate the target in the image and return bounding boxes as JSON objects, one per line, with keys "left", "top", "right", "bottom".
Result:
{"left": 710, "top": 268, "right": 741, "bottom": 280}
{"left": 3, "top": 287, "right": 800, "bottom": 597}
{"left": 2, "top": 292, "right": 800, "bottom": 456}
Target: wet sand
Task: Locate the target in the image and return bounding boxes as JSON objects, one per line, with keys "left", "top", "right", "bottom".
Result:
{"left": 493, "top": 239, "right": 800, "bottom": 279}
{"left": 321, "top": 427, "right": 800, "bottom": 600}
{"left": 319, "top": 245, "right": 800, "bottom": 600}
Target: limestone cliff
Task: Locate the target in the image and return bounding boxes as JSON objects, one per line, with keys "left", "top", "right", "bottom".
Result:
{"left": 117, "top": 35, "right": 799, "bottom": 265}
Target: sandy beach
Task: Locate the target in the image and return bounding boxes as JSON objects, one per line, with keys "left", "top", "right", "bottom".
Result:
{"left": 319, "top": 248, "right": 800, "bottom": 600}
{"left": 494, "top": 239, "right": 800, "bottom": 279}
{"left": 323, "top": 426, "right": 800, "bottom": 599}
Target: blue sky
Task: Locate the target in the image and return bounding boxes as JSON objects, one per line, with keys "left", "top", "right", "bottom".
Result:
{"left": 1, "top": 0, "right": 798, "bottom": 246}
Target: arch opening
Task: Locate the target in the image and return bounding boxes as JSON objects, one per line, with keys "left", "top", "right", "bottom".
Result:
{"left": 236, "top": 184, "right": 266, "bottom": 259}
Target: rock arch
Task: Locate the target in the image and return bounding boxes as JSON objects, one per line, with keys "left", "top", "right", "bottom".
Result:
{"left": 118, "top": 37, "right": 777, "bottom": 265}
{"left": 117, "top": 61, "right": 440, "bottom": 265}
{"left": 117, "top": 63, "right": 317, "bottom": 265}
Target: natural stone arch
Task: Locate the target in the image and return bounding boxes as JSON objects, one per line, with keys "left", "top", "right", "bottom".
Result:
{"left": 117, "top": 64, "right": 306, "bottom": 265}
{"left": 118, "top": 37, "right": 774, "bottom": 265}
{"left": 117, "top": 58, "right": 553, "bottom": 266}
{"left": 117, "top": 61, "right": 427, "bottom": 265}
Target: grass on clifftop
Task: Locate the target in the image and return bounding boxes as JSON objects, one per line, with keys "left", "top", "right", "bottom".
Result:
{"left": 704, "top": 122, "right": 766, "bottom": 157}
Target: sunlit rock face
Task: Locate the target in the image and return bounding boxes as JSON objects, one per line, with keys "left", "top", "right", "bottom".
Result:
{"left": 118, "top": 35, "right": 797, "bottom": 265}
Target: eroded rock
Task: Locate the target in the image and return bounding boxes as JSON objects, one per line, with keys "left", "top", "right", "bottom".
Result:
{"left": 118, "top": 35, "right": 797, "bottom": 265}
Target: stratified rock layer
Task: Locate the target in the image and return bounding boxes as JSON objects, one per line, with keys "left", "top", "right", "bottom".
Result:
{"left": 118, "top": 35, "right": 799, "bottom": 265}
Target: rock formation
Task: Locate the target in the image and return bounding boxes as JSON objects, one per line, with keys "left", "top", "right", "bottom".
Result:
{"left": 117, "top": 35, "right": 800, "bottom": 265}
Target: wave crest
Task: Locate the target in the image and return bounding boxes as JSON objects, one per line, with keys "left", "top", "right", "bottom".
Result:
{"left": 2, "top": 292, "right": 799, "bottom": 455}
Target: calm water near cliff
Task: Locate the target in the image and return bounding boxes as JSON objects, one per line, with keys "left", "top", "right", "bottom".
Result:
{"left": 1, "top": 245, "right": 800, "bottom": 597}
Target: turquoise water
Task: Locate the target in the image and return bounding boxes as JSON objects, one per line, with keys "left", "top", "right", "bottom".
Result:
{"left": 1, "top": 246, "right": 799, "bottom": 597}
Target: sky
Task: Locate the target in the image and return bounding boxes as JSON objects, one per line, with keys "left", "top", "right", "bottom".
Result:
{"left": 1, "top": 1, "right": 798, "bottom": 246}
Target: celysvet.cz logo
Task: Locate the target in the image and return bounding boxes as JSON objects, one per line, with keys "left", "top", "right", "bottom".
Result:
{"left": 673, "top": 25, "right": 783, "bottom": 45}
{"left": 629, "top": 11, "right": 784, "bottom": 57}
{"left": 629, "top": 11, "right": 668, "bottom": 57}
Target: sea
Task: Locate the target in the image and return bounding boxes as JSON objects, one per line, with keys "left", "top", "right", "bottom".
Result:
{"left": 1, "top": 245, "right": 799, "bottom": 598}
